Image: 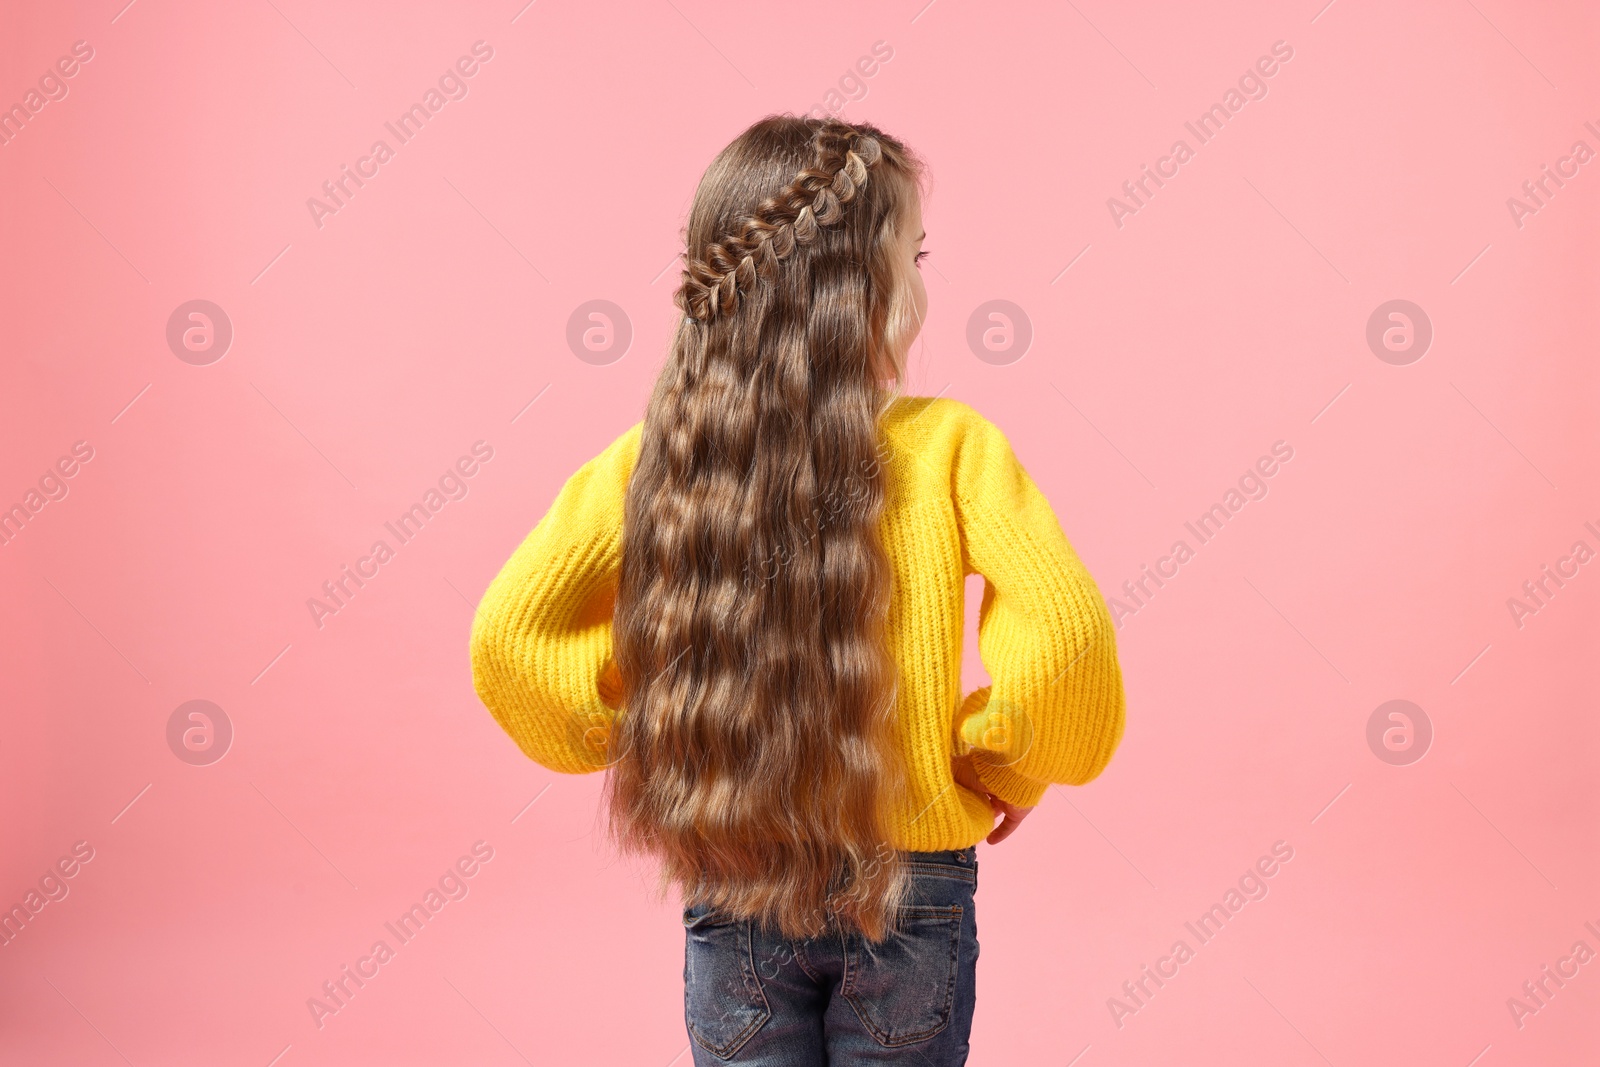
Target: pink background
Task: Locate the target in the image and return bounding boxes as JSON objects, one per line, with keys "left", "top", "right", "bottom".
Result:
{"left": 3, "top": 0, "right": 1596, "bottom": 1063}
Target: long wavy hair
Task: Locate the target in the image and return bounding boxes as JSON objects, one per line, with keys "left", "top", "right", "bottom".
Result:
{"left": 605, "top": 116, "right": 927, "bottom": 942}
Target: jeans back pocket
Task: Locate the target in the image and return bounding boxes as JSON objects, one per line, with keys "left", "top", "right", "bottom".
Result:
{"left": 683, "top": 908, "right": 771, "bottom": 1059}
{"left": 843, "top": 903, "right": 963, "bottom": 1047}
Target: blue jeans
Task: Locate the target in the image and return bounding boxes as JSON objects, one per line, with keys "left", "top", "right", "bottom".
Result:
{"left": 682, "top": 847, "right": 979, "bottom": 1065}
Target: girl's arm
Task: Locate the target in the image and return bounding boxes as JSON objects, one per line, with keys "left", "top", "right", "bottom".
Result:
{"left": 469, "top": 423, "right": 642, "bottom": 774}
{"left": 949, "top": 410, "right": 1127, "bottom": 808}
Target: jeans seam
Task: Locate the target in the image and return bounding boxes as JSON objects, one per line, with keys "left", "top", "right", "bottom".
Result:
{"left": 791, "top": 938, "right": 822, "bottom": 985}
{"left": 838, "top": 924, "right": 854, "bottom": 998}
{"left": 905, "top": 862, "right": 976, "bottom": 884}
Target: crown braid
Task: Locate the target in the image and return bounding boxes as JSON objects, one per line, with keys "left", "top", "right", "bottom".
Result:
{"left": 677, "top": 122, "right": 885, "bottom": 324}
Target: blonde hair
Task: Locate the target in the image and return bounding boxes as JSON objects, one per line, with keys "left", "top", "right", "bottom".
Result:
{"left": 605, "top": 115, "right": 927, "bottom": 942}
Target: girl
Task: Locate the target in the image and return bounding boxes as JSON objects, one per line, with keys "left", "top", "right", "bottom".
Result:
{"left": 470, "top": 115, "right": 1126, "bottom": 1065}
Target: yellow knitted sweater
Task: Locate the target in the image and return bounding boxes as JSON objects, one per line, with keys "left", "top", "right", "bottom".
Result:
{"left": 470, "top": 396, "right": 1126, "bottom": 852}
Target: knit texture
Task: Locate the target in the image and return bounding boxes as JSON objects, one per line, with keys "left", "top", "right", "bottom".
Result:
{"left": 470, "top": 396, "right": 1126, "bottom": 851}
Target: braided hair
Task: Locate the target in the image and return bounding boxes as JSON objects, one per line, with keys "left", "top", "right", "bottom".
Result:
{"left": 606, "top": 116, "right": 927, "bottom": 943}
{"left": 676, "top": 126, "right": 885, "bottom": 323}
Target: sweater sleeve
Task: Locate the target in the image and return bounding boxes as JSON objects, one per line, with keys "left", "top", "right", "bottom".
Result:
{"left": 469, "top": 422, "right": 642, "bottom": 774}
{"left": 949, "top": 408, "right": 1126, "bottom": 808}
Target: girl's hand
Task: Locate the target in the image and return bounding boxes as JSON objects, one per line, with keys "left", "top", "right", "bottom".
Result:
{"left": 950, "top": 752, "right": 1036, "bottom": 845}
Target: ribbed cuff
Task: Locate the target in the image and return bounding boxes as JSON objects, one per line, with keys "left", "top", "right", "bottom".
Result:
{"left": 955, "top": 686, "right": 1047, "bottom": 808}
{"left": 971, "top": 758, "right": 1047, "bottom": 809}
